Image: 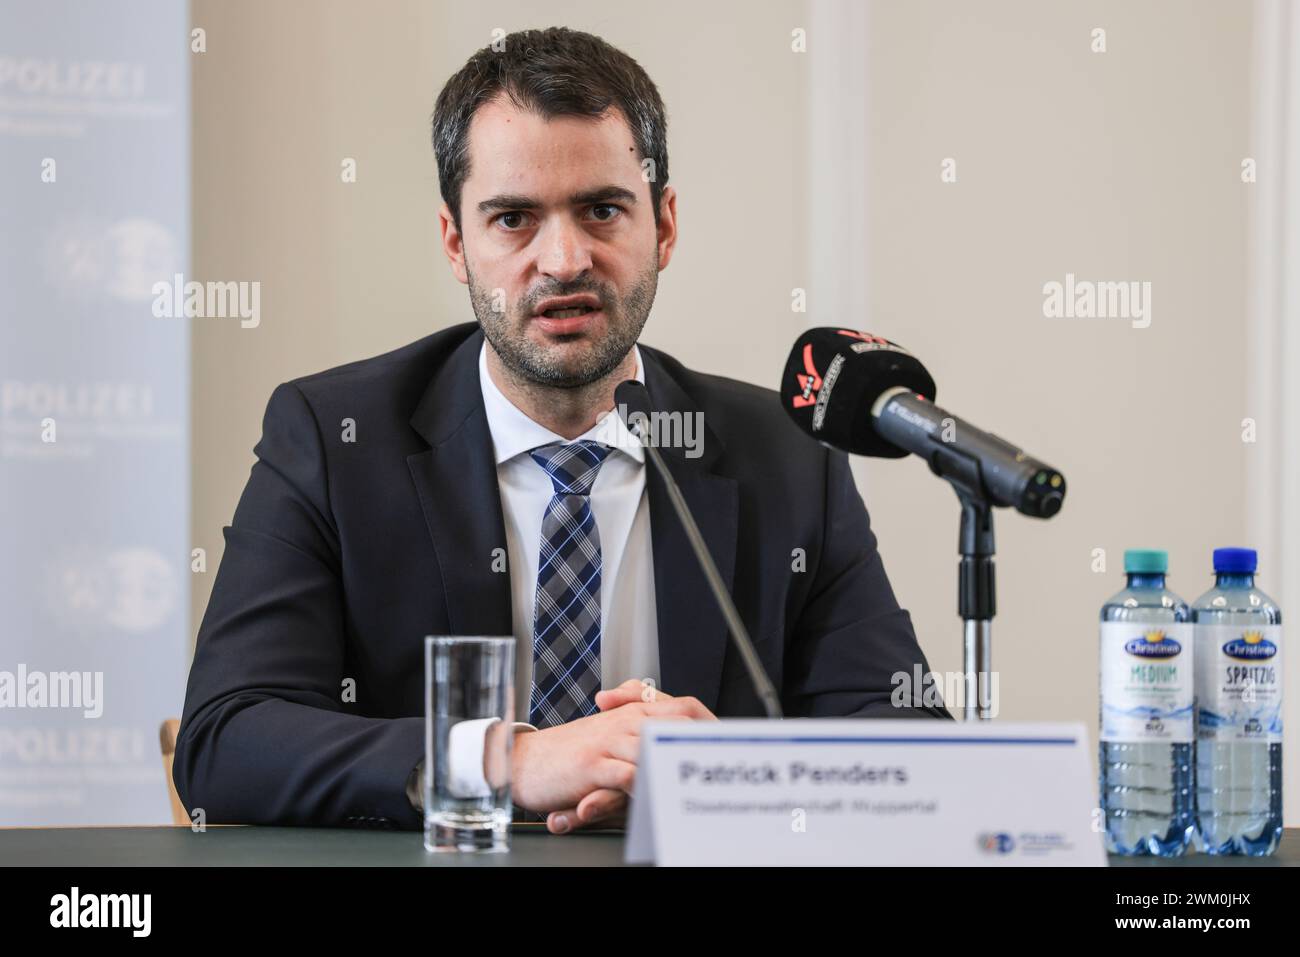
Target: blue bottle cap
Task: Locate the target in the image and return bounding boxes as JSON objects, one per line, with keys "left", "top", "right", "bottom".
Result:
{"left": 1213, "top": 547, "right": 1257, "bottom": 574}
{"left": 1124, "top": 549, "right": 1168, "bottom": 574}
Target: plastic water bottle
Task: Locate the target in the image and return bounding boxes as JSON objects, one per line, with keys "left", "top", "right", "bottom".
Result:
{"left": 1099, "top": 549, "right": 1194, "bottom": 856}
{"left": 1192, "top": 547, "right": 1283, "bottom": 856}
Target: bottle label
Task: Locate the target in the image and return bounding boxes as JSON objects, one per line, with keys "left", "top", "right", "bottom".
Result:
{"left": 1195, "top": 624, "right": 1283, "bottom": 743}
{"left": 1100, "top": 622, "right": 1194, "bottom": 743}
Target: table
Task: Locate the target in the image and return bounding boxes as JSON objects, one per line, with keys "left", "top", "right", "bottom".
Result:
{"left": 2, "top": 826, "right": 1296, "bottom": 866}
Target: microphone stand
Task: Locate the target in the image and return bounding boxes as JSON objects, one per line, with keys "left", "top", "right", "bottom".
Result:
{"left": 956, "top": 490, "right": 995, "bottom": 721}
{"left": 920, "top": 440, "right": 998, "bottom": 722}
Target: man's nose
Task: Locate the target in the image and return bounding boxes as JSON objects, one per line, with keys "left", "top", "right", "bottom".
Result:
{"left": 535, "top": 217, "right": 594, "bottom": 283}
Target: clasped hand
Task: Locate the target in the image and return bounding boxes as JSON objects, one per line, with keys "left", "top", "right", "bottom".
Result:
{"left": 507, "top": 680, "right": 717, "bottom": 834}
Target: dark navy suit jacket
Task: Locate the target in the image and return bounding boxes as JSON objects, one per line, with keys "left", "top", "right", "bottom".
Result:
{"left": 174, "top": 323, "right": 949, "bottom": 829}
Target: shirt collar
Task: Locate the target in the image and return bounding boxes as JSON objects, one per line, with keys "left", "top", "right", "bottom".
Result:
{"left": 477, "top": 341, "right": 646, "bottom": 466}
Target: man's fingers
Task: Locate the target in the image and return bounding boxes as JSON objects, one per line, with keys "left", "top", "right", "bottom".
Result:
{"left": 546, "top": 788, "right": 627, "bottom": 834}
{"left": 591, "top": 756, "right": 638, "bottom": 795}
{"left": 577, "top": 787, "right": 627, "bottom": 823}
{"left": 605, "top": 713, "right": 690, "bottom": 763}
{"left": 547, "top": 808, "right": 578, "bottom": 834}
{"left": 606, "top": 733, "right": 641, "bottom": 764}
{"left": 639, "top": 696, "right": 719, "bottom": 721}
{"left": 595, "top": 679, "right": 669, "bottom": 711}
{"left": 593, "top": 688, "right": 637, "bottom": 712}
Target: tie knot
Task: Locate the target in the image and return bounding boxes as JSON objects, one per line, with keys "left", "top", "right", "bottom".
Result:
{"left": 529, "top": 440, "right": 612, "bottom": 496}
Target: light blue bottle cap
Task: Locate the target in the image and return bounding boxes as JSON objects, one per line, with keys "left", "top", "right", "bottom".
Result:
{"left": 1124, "top": 549, "right": 1168, "bottom": 574}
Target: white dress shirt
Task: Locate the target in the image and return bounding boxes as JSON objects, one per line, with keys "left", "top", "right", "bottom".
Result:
{"left": 445, "top": 343, "right": 660, "bottom": 797}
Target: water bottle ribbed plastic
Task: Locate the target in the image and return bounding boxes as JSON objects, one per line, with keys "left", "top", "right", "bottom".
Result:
{"left": 1192, "top": 547, "right": 1283, "bottom": 856}
{"left": 1099, "top": 549, "right": 1194, "bottom": 856}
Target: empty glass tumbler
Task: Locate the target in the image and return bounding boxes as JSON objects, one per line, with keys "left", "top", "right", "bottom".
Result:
{"left": 424, "top": 636, "right": 516, "bottom": 852}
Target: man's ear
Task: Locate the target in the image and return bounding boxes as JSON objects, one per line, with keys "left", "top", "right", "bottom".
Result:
{"left": 656, "top": 185, "right": 678, "bottom": 271}
{"left": 438, "top": 201, "right": 469, "bottom": 285}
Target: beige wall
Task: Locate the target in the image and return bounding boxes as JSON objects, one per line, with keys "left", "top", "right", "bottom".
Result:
{"left": 850, "top": 0, "right": 1252, "bottom": 724}
{"left": 193, "top": 0, "right": 1271, "bottom": 805}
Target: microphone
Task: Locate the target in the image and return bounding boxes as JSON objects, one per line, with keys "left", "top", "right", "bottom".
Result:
{"left": 614, "top": 380, "right": 783, "bottom": 719}
{"left": 780, "top": 328, "right": 1065, "bottom": 518}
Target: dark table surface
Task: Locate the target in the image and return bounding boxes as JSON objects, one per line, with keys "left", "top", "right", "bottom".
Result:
{"left": 2, "top": 826, "right": 1296, "bottom": 866}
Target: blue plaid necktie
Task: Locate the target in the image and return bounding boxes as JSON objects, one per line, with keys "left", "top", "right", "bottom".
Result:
{"left": 527, "top": 440, "right": 612, "bottom": 729}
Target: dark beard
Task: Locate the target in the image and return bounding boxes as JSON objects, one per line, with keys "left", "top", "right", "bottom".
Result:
{"left": 467, "top": 259, "right": 658, "bottom": 390}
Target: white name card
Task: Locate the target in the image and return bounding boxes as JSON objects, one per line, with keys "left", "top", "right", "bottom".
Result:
{"left": 625, "top": 719, "right": 1106, "bottom": 866}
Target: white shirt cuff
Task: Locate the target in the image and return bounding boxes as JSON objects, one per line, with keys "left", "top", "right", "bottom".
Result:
{"left": 448, "top": 717, "right": 498, "bottom": 798}
{"left": 447, "top": 719, "right": 539, "bottom": 798}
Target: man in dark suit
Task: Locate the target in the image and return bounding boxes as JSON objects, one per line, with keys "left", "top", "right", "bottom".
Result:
{"left": 174, "top": 26, "right": 948, "bottom": 834}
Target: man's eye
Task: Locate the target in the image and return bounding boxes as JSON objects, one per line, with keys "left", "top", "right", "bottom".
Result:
{"left": 589, "top": 204, "right": 622, "bottom": 222}
{"left": 496, "top": 211, "right": 530, "bottom": 230}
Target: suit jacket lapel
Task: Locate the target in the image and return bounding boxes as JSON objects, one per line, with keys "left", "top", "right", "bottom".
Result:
{"left": 641, "top": 349, "right": 738, "bottom": 713}
{"left": 407, "top": 329, "right": 514, "bottom": 638}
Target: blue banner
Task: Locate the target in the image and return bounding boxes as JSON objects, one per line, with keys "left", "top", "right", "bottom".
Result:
{"left": 0, "top": 0, "right": 190, "bottom": 825}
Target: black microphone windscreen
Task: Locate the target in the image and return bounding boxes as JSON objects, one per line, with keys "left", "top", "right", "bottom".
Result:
{"left": 614, "top": 379, "right": 653, "bottom": 434}
{"left": 780, "top": 328, "right": 936, "bottom": 457}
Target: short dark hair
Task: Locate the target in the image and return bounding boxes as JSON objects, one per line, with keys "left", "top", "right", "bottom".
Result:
{"left": 432, "top": 27, "right": 669, "bottom": 231}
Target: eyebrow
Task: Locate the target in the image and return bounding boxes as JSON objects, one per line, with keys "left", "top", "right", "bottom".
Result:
{"left": 476, "top": 185, "right": 638, "bottom": 215}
